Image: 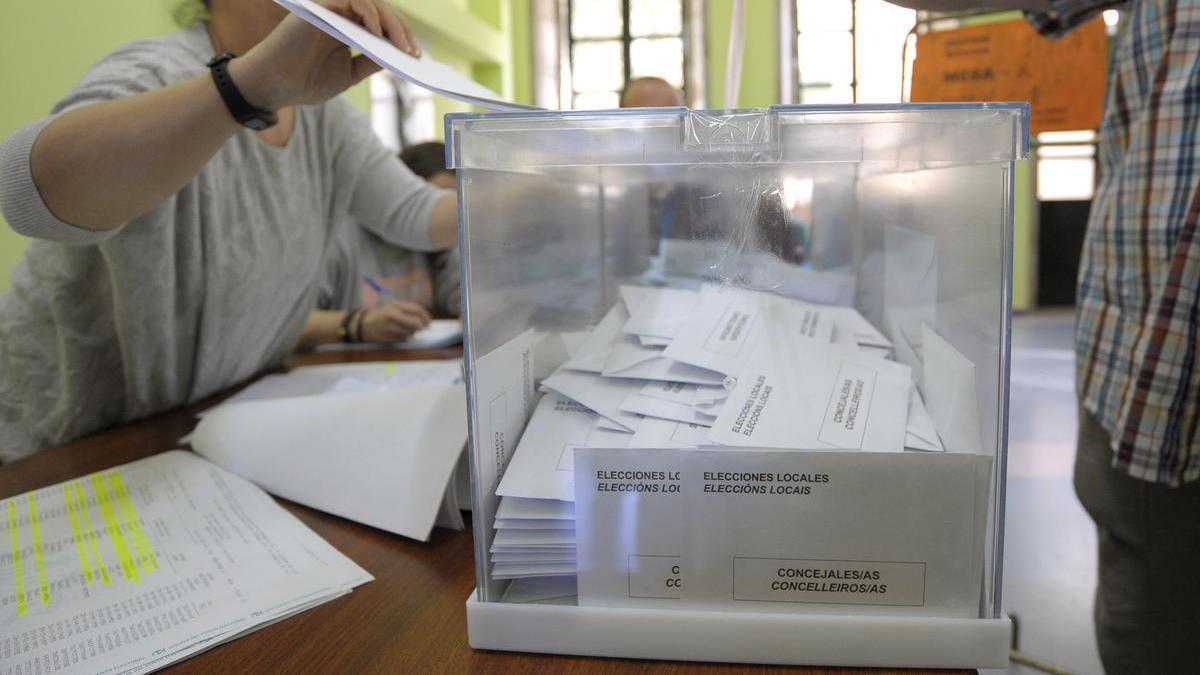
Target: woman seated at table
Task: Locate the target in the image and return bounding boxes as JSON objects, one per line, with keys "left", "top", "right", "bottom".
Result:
{"left": 0, "top": 0, "right": 456, "bottom": 463}
{"left": 299, "top": 142, "right": 462, "bottom": 348}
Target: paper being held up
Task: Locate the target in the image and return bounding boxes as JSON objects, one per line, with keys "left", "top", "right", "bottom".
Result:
{"left": 275, "top": 0, "right": 541, "bottom": 111}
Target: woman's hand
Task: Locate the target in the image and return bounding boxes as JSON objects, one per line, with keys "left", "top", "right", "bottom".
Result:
{"left": 231, "top": 0, "right": 420, "bottom": 111}
{"left": 360, "top": 300, "right": 432, "bottom": 343}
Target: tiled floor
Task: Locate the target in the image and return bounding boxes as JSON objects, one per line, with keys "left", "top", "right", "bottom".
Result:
{"left": 997, "top": 310, "right": 1103, "bottom": 675}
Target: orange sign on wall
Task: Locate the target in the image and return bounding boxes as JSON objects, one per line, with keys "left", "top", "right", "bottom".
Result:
{"left": 911, "top": 17, "right": 1108, "bottom": 134}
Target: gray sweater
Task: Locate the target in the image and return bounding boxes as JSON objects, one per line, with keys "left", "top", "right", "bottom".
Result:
{"left": 0, "top": 23, "right": 445, "bottom": 462}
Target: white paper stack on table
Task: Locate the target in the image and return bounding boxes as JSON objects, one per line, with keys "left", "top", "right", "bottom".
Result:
{"left": 492, "top": 283, "right": 947, "bottom": 581}
{"left": 189, "top": 360, "right": 472, "bottom": 542}
{"left": 0, "top": 451, "right": 371, "bottom": 674}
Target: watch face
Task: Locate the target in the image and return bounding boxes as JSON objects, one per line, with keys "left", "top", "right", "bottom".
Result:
{"left": 245, "top": 117, "right": 271, "bottom": 131}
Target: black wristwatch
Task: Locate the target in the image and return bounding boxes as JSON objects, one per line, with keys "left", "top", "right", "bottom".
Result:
{"left": 206, "top": 52, "right": 278, "bottom": 131}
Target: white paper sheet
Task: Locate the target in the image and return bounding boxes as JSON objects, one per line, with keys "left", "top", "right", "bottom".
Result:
{"left": 275, "top": 0, "right": 539, "bottom": 111}
{"left": 200, "top": 359, "right": 461, "bottom": 415}
{"left": 191, "top": 386, "right": 467, "bottom": 541}
{"left": 473, "top": 329, "right": 538, "bottom": 498}
{"left": 0, "top": 451, "right": 371, "bottom": 674}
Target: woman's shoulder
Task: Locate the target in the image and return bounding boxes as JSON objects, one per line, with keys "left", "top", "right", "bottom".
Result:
{"left": 53, "top": 23, "right": 214, "bottom": 114}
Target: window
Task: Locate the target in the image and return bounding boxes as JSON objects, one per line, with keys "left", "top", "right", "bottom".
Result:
{"left": 568, "top": 0, "right": 693, "bottom": 109}
{"left": 1037, "top": 131, "right": 1097, "bottom": 201}
{"left": 792, "top": 0, "right": 915, "bottom": 104}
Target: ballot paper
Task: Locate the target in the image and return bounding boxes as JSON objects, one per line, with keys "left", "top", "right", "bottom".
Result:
{"left": 663, "top": 285, "right": 835, "bottom": 376}
{"left": 601, "top": 337, "right": 725, "bottom": 385}
{"left": 627, "top": 416, "right": 712, "bottom": 448}
{"left": 496, "top": 395, "right": 599, "bottom": 502}
{"left": 563, "top": 303, "right": 629, "bottom": 374}
{"left": 707, "top": 340, "right": 912, "bottom": 452}
{"left": 905, "top": 384, "right": 945, "bottom": 452}
{"left": 620, "top": 394, "right": 717, "bottom": 427}
{"left": 275, "top": 0, "right": 538, "bottom": 111}
{"left": 922, "top": 325, "right": 984, "bottom": 455}
{"left": 621, "top": 285, "right": 701, "bottom": 339}
{"left": 0, "top": 451, "right": 371, "bottom": 674}
{"left": 191, "top": 386, "right": 468, "bottom": 541}
{"left": 541, "top": 369, "right": 644, "bottom": 432}
{"left": 573, "top": 448, "right": 990, "bottom": 615}
{"left": 495, "top": 496, "right": 574, "bottom": 521}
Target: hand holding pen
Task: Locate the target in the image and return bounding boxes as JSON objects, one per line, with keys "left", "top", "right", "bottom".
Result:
{"left": 360, "top": 275, "right": 432, "bottom": 343}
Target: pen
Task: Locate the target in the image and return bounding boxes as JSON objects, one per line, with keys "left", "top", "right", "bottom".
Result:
{"left": 363, "top": 274, "right": 396, "bottom": 303}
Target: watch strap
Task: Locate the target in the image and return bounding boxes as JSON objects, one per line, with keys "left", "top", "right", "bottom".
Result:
{"left": 207, "top": 52, "right": 278, "bottom": 131}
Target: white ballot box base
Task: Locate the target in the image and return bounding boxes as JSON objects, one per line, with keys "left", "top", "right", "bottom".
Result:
{"left": 466, "top": 592, "right": 1011, "bottom": 668}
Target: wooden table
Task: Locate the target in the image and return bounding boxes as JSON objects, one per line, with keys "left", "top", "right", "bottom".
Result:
{"left": 0, "top": 348, "right": 969, "bottom": 674}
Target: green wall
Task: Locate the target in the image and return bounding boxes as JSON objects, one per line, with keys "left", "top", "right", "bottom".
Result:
{"left": 0, "top": 1, "right": 179, "bottom": 294}
{"left": 706, "top": 0, "right": 779, "bottom": 108}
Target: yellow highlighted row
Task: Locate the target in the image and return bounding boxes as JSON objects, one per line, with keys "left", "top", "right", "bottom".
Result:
{"left": 28, "top": 494, "right": 50, "bottom": 606}
{"left": 75, "top": 481, "right": 111, "bottom": 585}
{"left": 92, "top": 474, "right": 139, "bottom": 584}
{"left": 7, "top": 500, "right": 26, "bottom": 617}
{"left": 110, "top": 472, "right": 159, "bottom": 573}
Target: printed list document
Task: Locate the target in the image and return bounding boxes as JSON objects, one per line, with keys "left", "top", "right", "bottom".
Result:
{"left": 0, "top": 451, "right": 371, "bottom": 674}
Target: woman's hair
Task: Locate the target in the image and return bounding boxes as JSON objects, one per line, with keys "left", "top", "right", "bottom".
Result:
{"left": 173, "top": 0, "right": 211, "bottom": 27}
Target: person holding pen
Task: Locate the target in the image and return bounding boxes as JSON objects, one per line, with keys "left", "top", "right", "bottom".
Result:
{"left": 299, "top": 141, "right": 462, "bottom": 349}
{"left": 0, "top": 0, "right": 456, "bottom": 463}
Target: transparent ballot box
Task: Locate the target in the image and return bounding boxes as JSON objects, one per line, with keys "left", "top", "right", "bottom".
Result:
{"left": 449, "top": 103, "right": 1028, "bottom": 668}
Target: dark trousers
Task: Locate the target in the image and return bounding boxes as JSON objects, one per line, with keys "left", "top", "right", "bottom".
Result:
{"left": 1074, "top": 405, "right": 1200, "bottom": 674}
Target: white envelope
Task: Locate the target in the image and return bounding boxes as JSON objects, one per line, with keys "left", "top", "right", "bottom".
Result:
{"left": 828, "top": 306, "right": 892, "bottom": 349}
{"left": 495, "top": 496, "right": 574, "bottom": 520}
{"left": 491, "top": 563, "right": 576, "bottom": 579}
{"left": 492, "top": 529, "right": 576, "bottom": 547}
{"left": 707, "top": 339, "right": 912, "bottom": 452}
{"left": 620, "top": 394, "right": 716, "bottom": 426}
{"left": 492, "top": 551, "right": 577, "bottom": 563}
{"left": 638, "top": 380, "right": 729, "bottom": 407}
{"left": 494, "top": 518, "right": 578, "bottom": 530}
{"left": 639, "top": 335, "right": 672, "bottom": 347}
{"left": 627, "top": 417, "right": 712, "bottom": 448}
{"left": 621, "top": 285, "right": 701, "bottom": 339}
{"left": 542, "top": 369, "right": 645, "bottom": 431}
{"left": 921, "top": 325, "right": 983, "bottom": 455}
{"left": 905, "top": 384, "right": 945, "bottom": 452}
{"left": 563, "top": 303, "right": 629, "bottom": 374}
{"left": 602, "top": 336, "right": 726, "bottom": 385}
{"left": 496, "top": 394, "right": 598, "bottom": 502}
{"left": 663, "top": 285, "right": 835, "bottom": 377}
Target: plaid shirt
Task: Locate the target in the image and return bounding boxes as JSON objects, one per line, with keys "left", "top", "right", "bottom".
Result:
{"left": 1030, "top": 1, "right": 1200, "bottom": 485}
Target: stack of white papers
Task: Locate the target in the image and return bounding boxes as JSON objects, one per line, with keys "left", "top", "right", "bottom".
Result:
{"left": 490, "top": 283, "right": 948, "bottom": 581}
{"left": 190, "top": 360, "right": 471, "bottom": 542}
{"left": 0, "top": 451, "right": 371, "bottom": 673}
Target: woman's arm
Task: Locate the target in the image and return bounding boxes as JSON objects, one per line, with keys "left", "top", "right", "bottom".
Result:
{"left": 24, "top": 0, "right": 416, "bottom": 231}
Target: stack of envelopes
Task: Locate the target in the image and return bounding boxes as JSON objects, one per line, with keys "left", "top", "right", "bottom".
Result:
{"left": 491, "top": 283, "right": 945, "bottom": 579}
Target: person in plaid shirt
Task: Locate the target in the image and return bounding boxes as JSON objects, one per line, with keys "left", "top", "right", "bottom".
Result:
{"left": 895, "top": 1, "right": 1198, "bottom": 671}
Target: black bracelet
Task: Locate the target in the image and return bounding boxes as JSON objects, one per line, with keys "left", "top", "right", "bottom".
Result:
{"left": 353, "top": 310, "right": 366, "bottom": 344}
{"left": 337, "top": 310, "right": 356, "bottom": 343}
